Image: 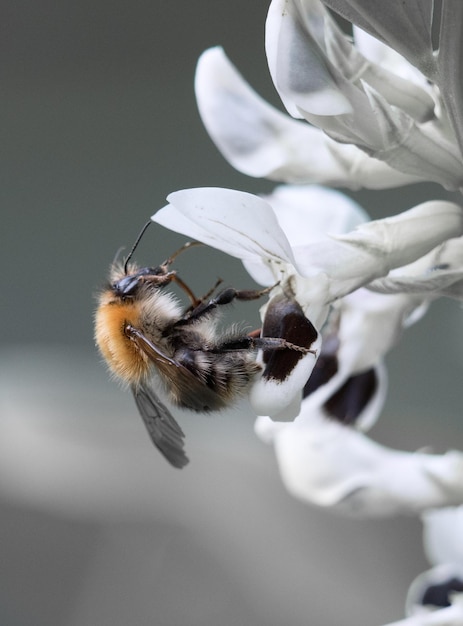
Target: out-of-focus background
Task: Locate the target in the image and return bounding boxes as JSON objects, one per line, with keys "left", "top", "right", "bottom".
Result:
{"left": 1, "top": 2, "right": 462, "bottom": 625}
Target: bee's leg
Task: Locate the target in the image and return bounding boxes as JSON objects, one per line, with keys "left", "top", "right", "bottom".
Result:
{"left": 183, "top": 277, "right": 224, "bottom": 313}
{"left": 171, "top": 275, "right": 224, "bottom": 309}
{"left": 155, "top": 241, "right": 205, "bottom": 306}
{"left": 210, "top": 293, "right": 319, "bottom": 357}
{"left": 171, "top": 274, "right": 202, "bottom": 307}
{"left": 206, "top": 335, "right": 317, "bottom": 355}
{"left": 174, "top": 285, "right": 276, "bottom": 327}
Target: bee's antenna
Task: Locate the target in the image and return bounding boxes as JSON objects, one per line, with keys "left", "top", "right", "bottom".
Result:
{"left": 164, "top": 241, "right": 203, "bottom": 266}
{"left": 112, "top": 246, "right": 125, "bottom": 266}
{"left": 123, "top": 221, "right": 152, "bottom": 275}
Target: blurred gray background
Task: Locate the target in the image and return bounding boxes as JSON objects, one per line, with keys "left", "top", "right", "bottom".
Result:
{"left": 1, "top": 1, "right": 463, "bottom": 625}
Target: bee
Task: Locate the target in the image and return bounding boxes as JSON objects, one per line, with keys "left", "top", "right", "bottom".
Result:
{"left": 95, "top": 222, "right": 318, "bottom": 468}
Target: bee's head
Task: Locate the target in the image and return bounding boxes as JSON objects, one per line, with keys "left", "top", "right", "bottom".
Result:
{"left": 112, "top": 266, "right": 167, "bottom": 299}
{"left": 107, "top": 220, "right": 200, "bottom": 301}
{"left": 110, "top": 221, "right": 160, "bottom": 299}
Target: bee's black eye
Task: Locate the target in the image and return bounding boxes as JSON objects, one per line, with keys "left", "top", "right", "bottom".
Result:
{"left": 113, "top": 266, "right": 165, "bottom": 297}
{"left": 114, "top": 274, "right": 141, "bottom": 297}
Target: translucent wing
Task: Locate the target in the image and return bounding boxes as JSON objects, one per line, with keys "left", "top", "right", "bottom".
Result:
{"left": 132, "top": 384, "right": 189, "bottom": 469}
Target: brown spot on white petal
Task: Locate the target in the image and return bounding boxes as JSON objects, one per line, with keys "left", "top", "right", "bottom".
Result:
{"left": 262, "top": 294, "right": 318, "bottom": 382}
{"left": 324, "top": 368, "right": 377, "bottom": 425}
{"left": 421, "top": 577, "right": 463, "bottom": 608}
{"left": 303, "top": 334, "right": 339, "bottom": 398}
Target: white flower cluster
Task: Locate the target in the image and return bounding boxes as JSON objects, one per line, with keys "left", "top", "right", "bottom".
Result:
{"left": 152, "top": 1, "right": 463, "bottom": 622}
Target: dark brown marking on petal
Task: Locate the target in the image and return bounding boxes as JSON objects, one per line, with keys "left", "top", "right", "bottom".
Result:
{"left": 323, "top": 368, "right": 377, "bottom": 425}
{"left": 261, "top": 294, "right": 318, "bottom": 382}
{"left": 303, "top": 334, "right": 339, "bottom": 398}
{"left": 421, "top": 577, "right": 463, "bottom": 608}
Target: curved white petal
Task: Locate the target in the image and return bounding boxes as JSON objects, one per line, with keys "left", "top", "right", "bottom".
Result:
{"left": 384, "top": 599, "right": 463, "bottom": 626}
{"left": 369, "top": 237, "right": 463, "bottom": 300}
{"left": 302, "top": 357, "right": 388, "bottom": 432}
{"left": 353, "top": 25, "right": 431, "bottom": 91}
{"left": 385, "top": 564, "right": 463, "bottom": 626}
{"left": 336, "top": 289, "right": 428, "bottom": 374}
{"left": 242, "top": 183, "right": 368, "bottom": 288}
{"left": 266, "top": 0, "right": 351, "bottom": 118}
{"left": 152, "top": 187, "right": 297, "bottom": 267}
{"left": 244, "top": 185, "right": 368, "bottom": 300}
{"left": 256, "top": 407, "right": 463, "bottom": 517}
{"left": 295, "top": 201, "right": 463, "bottom": 301}
{"left": 361, "top": 84, "right": 463, "bottom": 191}
{"left": 326, "top": 141, "right": 424, "bottom": 189}
{"left": 407, "top": 564, "right": 463, "bottom": 610}
{"left": 301, "top": 286, "right": 429, "bottom": 433}
{"left": 370, "top": 270, "right": 463, "bottom": 301}
{"left": 194, "top": 47, "right": 348, "bottom": 183}
{"left": 321, "top": 0, "right": 435, "bottom": 78}
{"left": 195, "top": 47, "right": 425, "bottom": 189}
{"left": 195, "top": 47, "right": 349, "bottom": 186}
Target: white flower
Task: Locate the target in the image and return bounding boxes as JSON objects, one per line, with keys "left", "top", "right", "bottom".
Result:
{"left": 266, "top": 0, "right": 463, "bottom": 190}
{"left": 195, "top": 47, "right": 420, "bottom": 189}
{"left": 302, "top": 287, "right": 428, "bottom": 432}
{"left": 320, "top": 0, "right": 463, "bottom": 162}
{"left": 384, "top": 583, "right": 463, "bottom": 625}
{"left": 254, "top": 245, "right": 463, "bottom": 517}
{"left": 292, "top": 200, "right": 463, "bottom": 302}
{"left": 266, "top": 0, "right": 435, "bottom": 122}
{"left": 153, "top": 187, "right": 463, "bottom": 304}
{"left": 194, "top": 1, "right": 463, "bottom": 192}
{"left": 256, "top": 406, "right": 463, "bottom": 517}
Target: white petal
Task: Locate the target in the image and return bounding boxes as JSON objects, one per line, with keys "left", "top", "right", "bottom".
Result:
{"left": 242, "top": 183, "right": 368, "bottom": 287}
{"left": 336, "top": 289, "right": 428, "bottom": 374}
{"left": 257, "top": 406, "right": 463, "bottom": 517}
{"left": 369, "top": 270, "right": 463, "bottom": 301}
{"left": 321, "top": 0, "right": 435, "bottom": 78}
{"left": 437, "top": 3, "right": 463, "bottom": 160}
{"left": 369, "top": 237, "right": 463, "bottom": 300}
{"left": 391, "top": 565, "right": 463, "bottom": 626}
{"left": 195, "top": 46, "right": 300, "bottom": 179}
{"left": 422, "top": 507, "right": 463, "bottom": 567}
{"left": 195, "top": 47, "right": 424, "bottom": 189}
{"left": 327, "top": 141, "right": 424, "bottom": 189}
{"left": 195, "top": 47, "right": 378, "bottom": 187}
{"left": 152, "top": 187, "right": 297, "bottom": 267}
{"left": 302, "top": 287, "right": 428, "bottom": 433}
{"left": 295, "top": 201, "right": 463, "bottom": 301}
{"left": 353, "top": 25, "right": 431, "bottom": 90}
{"left": 261, "top": 184, "right": 369, "bottom": 248}
{"left": 361, "top": 84, "right": 463, "bottom": 191}
{"left": 266, "top": 0, "right": 351, "bottom": 118}
{"left": 303, "top": 357, "right": 388, "bottom": 432}
{"left": 323, "top": 18, "right": 435, "bottom": 123}
{"left": 407, "top": 564, "right": 463, "bottom": 606}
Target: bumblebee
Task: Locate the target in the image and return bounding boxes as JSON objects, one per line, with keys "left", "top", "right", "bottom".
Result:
{"left": 95, "top": 223, "right": 317, "bottom": 468}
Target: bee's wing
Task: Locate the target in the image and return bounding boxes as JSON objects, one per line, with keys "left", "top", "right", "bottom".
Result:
{"left": 132, "top": 384, "right": 189, "bottom": 469}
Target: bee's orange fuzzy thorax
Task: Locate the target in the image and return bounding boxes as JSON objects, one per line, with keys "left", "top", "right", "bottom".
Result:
{"left": 95, "top": 296, "right": 150, "bottom": 385}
